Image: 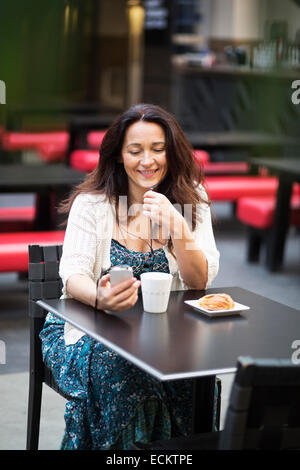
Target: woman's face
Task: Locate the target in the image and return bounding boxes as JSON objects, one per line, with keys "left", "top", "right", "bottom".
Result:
{"left": 121, "top": 121, "right": 168, "bottom": 196}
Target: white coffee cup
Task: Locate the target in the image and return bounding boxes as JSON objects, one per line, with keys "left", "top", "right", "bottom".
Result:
{"left": 140, "top": 272, "right": 173, "bottom": 313}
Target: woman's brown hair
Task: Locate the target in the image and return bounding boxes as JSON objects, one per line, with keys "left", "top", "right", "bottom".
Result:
{"left": 59, "top": 103, "right": 209, "bottom": 237}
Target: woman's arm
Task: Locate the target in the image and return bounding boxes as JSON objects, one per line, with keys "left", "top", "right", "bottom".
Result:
{"left": 143, "top": 189, "right": 219, "bottom": 289}
{"left": 67, "top": 273, "right": 140, "bottom": 311}
{"left": 66, "top": 274, "right": 98, "bottom": 307}
{"left": 60, "top": 194, "right": 140, "bottom": 311}
{"left": 170, "top": 213, "right": 209, "bottom": 289}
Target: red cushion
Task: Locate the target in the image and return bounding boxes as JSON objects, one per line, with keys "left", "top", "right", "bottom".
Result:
{"left": 237, "top": 195, "right": 300, "bottom": 229}
{"left": 87, "top": 130, "right": 107, "bottom": 148}
{"left": 0, "top": 231, "right": 65, "bottom": 272}
{"left": 2, "top": 131, "right": 69, "bottom": 151}
{"left": 70, "top": 149, "right": 99, "bottom": 172}
{"left": 193, "top": 150, "right": 210, "bottom": 166}
{"left": 0, "top": 207, "right": 35, "bottom": 231}
{"left": 37, "top": 142, "right": 67, "bottom": 162}
{"left": 205, "top": 176, "right": 280, "bottom": 201}
{"left": 203, "top": 161, "right": 249, "bottom": 175}
{"left": 0, "top": 206, "right": 35, "bottom": 221}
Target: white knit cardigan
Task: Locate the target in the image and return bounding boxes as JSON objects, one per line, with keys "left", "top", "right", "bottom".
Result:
{"left": 59, "top": 187, "right": 220, "bottom": 344}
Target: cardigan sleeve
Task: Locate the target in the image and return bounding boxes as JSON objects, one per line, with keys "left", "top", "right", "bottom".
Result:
{"left": 59, "top": 193, "right": 98, "bottom": 294}
{"left": 176, "top": 185, "right": 220, "bottom": 289}
{"left": 194, "top": 193, "right": 220, "bottom": 288}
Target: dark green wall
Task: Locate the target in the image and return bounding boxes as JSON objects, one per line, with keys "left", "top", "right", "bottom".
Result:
{"left": 0, "top": 0, "right": 99, "bottom": 129}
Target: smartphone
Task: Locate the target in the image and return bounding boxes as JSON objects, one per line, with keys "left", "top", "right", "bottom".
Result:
{"left": 109, "top": 265, "right": 133, "bottom": 286}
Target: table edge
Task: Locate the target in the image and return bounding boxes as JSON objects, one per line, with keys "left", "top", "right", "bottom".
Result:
{"left": 37, "top": 299, "right": 237, "bottom": 381}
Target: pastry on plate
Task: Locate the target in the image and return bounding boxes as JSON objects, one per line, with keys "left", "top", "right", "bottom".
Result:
{"left": 198, "top": 293, "right": 235, "bottom": 311}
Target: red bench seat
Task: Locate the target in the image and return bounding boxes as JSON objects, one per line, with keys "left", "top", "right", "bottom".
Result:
{"left": 0, "top": 206, "right": 35, "bottom": 222}
{"left": 236, "top": 195, "right": 300, "bottom": 263}
{"left": 237, "top": 195, "right": 300, "bottom": 229}
{"left": 205, "top": 176, "right": 281, "bottom": 201}
{"left": 37, "top": 142, "right": 67, "bottom": 162}
{"left": 0, "top": 206, "right": 35, "bottom": 231}
{"left": 2, "top": 131, "right": 69, "bottom": 163}
{"left": 193, "top": 150, "right": 210, "bottom": 166}
{"left": 203, "top": 161, "right": 249, "bottom": 176}
{"left": 70, "top": 149, "right": 100, "bottom": 172}
{"left": 87, "top": 130, "right": 107, "bottom": 148}
{"left": 2, "top": 131, "right": 69, "bottom": 151}
{"left": 0, "top": 231, "right": 65, "bottom": 272}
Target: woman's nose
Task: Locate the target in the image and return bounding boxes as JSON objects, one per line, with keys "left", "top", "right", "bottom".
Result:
{"left": 140, "top": 150, "right": 154, "bottom": 165}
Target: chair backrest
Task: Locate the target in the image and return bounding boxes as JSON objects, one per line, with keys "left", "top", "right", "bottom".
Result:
{"left": 28, "top": 244, "right": 62, "bottom": 303}
{"left": 28, "top": 244, "right": 65, "bottom": 394}
{"left": 219, "top": 356, "right": 300, "bottom": 450}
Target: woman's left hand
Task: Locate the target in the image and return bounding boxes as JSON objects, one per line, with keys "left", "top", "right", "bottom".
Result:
{"left": 143, "top": 190, "right": 182, "bottom": 237}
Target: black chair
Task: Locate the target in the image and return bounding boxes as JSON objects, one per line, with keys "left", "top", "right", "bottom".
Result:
{"left": 132, "top": 356, "right": 300, "bottom": 450}
{"left": 26, "top": 244, "right": 69, "bottom": 450}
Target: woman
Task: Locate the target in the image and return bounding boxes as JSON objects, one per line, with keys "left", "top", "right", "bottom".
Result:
{"left": 40, "top": 103, "right": 220, "bottom": 449}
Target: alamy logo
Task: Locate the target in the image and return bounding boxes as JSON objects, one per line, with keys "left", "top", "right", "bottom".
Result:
{"left": 0, "top": 340, "right": 6, "bottom": 364}
{"left": 0, "top": 80, "right": 6, "bottom": 104}
{"left": 291, "top": 339, "right": 300, "bottom": 364}
{"left": 291, "top": 80, "right": 300, "bottom": 105}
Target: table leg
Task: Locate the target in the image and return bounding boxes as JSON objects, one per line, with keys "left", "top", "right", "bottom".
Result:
{"left": 191, "top": 375, "right": 216, "bottom": 434}
{"left": 34, "top": 191, "right": 54, "bottom": 230}
{"left": 34, "top": 187, "right": 71, "bottom": 230}
{"left": 52, "top": 187, "right": 71, "bottom": 228}
{"left": 266, "top": 177, "right": 292, "bottom": 271}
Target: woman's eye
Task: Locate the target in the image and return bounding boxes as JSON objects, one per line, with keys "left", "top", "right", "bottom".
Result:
{"left": 130, "top": 150, "right": 141, "bottom": 155}
{"left": 153, "top": 148, "right": 165, "bottom": 153}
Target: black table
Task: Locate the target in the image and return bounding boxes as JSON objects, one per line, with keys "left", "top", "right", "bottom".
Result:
{"left": 250, "top": 157, "right": 300, "bottom": 271}
{"left": 185, "top": 131, "right": 300, "bottom": 161}
{"left": 185, "top": 131, "right": 300, "bottom": 149}
{"left": 0, "top": 164, "right": 85, "bottom": 230}
{"left": 38, "top": 286, "right": 300, "bottom": 434}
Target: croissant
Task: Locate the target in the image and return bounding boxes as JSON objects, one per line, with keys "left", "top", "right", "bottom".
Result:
{"left": 198, "top": 293, "right": 235, "bottom": 311}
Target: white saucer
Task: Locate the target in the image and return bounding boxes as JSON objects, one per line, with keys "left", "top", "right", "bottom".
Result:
{"left": 184, "top": 299, "right": 250, "bottom": 318}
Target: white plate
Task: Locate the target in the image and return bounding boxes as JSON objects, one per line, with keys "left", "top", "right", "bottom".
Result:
{"left": 184, "top": 299, "right": 250, "bottom": 318}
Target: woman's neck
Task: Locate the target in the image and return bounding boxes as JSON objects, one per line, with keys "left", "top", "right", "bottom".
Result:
{"left": 128, "top": 184, "right": 146, "bottom": 206}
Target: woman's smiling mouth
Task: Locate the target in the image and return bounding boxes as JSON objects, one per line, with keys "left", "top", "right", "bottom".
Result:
{"left": 137, "top": 169, "right": 158, "bottom": 178}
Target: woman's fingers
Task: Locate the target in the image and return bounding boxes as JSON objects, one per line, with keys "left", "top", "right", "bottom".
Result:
{"left": 143, "top": 190, "right": 157, "bottom": 198}
{"left": 113, "top": 280, "right": 140, "bottom": 305}
{"left": 116, "top": 289, "right": 139, "bottom": 311}
{"left": 99, "top": 273, "right": 110, "bottom": 286}
{"left": 143, "top": 203, "right": 159, "bottom": 212}
{"left": 98, "top": 274, "right": 141, "bottom": 312}
{"left": 110, "top": 277, "right": 138, "bottom": 295}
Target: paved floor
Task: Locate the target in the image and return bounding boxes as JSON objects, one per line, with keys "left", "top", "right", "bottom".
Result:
{"left": 0, "top": 200, "right": 299, "bottom": 450}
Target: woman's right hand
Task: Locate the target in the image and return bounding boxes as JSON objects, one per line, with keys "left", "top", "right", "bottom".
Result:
{"left": 96, "top": 273, "right": 141, "bottom": 312}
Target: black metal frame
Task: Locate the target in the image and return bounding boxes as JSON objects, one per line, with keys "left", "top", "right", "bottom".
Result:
{"left": 26, "top": 244, "right": 69, "bottom": 450}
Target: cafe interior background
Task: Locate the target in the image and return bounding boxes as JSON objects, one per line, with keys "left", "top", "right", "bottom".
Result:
{"left": 0, "top": 0, "right": 299, "bottom": 450}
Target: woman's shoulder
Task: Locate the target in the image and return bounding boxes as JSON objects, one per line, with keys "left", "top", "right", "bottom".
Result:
{"left": 70, "top": 192, "right": 112, "bottom": 218}
{"left": 73, "top": 191, "right": 109, "bottom": 207}
{"left": 194, "top": 182, "right": 209, "bottom": 202}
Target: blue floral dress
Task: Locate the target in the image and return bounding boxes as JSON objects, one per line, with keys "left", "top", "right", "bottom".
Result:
{"left": 40, "top": 239, "right": 197, "bottom": 450}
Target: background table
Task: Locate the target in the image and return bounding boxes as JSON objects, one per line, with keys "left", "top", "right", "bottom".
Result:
{"left": 0, "top": 164, "right": 85, "bottom": 230}
{"left": 38, "top": 286, "right": 300, "bottom": 432}
{"left": 250, "top": 157, "right": 300, "bottom": 271}
{"left": 184, "top": 131, "right": 300, "bottom": 163}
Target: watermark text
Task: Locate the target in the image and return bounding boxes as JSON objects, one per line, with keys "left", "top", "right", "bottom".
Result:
{"left": 0, "top": 340, "right": 6, "bottom": 364}
{"left": 291, "top": 339, "right": 300, "bottom": 364}
{"left": 291, "top": 80, "right": 300, "bottom": 105}
{"left": 0, "top": 80, "right": 6, "bottom": 104}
